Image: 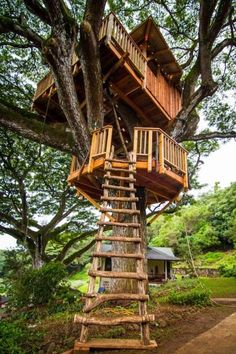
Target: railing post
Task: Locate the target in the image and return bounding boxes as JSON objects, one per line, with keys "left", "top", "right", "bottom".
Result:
{"left": 105, "top": 13, "right": 114, "bottom": 44}
{"left": 105, "top": 126, "right": 113, "bottom": 159}
{"left": 147, "top": 130, "right": 153, "bottom": 172}
{"left": 183, "top": 151, "right": 188, "bottom": 189}
{"left": 133, "top": 128, "right": 138, "bottom": 160}
{"left": 87, "top": 132, "right": 96, "bottom": 173}
{"left": 158, "top": 132, "right": 165, "bottom": 174}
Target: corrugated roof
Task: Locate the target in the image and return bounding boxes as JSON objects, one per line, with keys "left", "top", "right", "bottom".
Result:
{"left": 130, "top": 17, "right": 182, "bottom": 83}
{"left": 101, "top": 244, "right": 178, "bottom": 261}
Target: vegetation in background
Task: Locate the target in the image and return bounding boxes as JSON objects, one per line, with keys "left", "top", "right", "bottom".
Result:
{"left": 0, "top": 129, "right": 98, "bottom": 268}
{"left": 148, "top": 183, "right": 236, "bottom": 273}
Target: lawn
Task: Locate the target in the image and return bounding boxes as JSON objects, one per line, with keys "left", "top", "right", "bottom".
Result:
{"left": 200, "top": 277, "right": 236, "bottom": 298}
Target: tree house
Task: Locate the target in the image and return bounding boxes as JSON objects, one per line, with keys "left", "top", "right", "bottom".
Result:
{"left": 33, "top": 12, "right": 188, "bottom": 353}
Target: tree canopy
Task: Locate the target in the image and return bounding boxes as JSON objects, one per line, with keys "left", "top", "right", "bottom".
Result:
{"left": 0, "top": 128, "right": 98, "bottom": 267}
{"left": 0, "top": 0, "right": 235, "bottom": 168}
{"left": 148, "top": 182, "right": 236, "bottom": 253}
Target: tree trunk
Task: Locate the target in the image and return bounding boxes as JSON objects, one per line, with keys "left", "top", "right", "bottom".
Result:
{"left": 111, "top": 187, "right": 148, "bottom": 293}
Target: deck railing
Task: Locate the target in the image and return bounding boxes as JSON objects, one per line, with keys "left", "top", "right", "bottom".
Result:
{"left": 87, "top": 125, "right": 113, "bottom": 173}
{"left": 100, "top": 13, "right": 146, "bottom": 76}
{"left": 133, "top": 127, "right": 188, "bottom": 187}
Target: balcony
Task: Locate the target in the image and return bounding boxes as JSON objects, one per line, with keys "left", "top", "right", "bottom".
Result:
{"left": 68, "top": 125, "right": 188, "bottom": 205}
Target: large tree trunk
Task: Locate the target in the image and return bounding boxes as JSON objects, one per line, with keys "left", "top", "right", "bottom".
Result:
{"left": 111, "top": 187, "right": 148, "bottom": 294}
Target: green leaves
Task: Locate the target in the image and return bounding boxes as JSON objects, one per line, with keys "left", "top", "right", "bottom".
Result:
{"left": 148, "top": 182, "right": 236, "bottom": 254}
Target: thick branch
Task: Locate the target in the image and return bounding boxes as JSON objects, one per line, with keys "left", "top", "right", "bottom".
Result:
{"left": 0, "top": 15, "right": 43, "bottom": 48}
{"left": 79, "top": 0, "right": 106, "bottom": 130}
{"left": 0, "top": 101, "right": 84, "bottom": 159}
{"left": 182, "top": 131, "right": 236, "bottom": 142}
{"left": 23, "top": 0, "right": 51, "bottom": 25}
{"left": 63, "top": 238, "right": 96, "bottom": 265}
{"left": 55, "top": 229, "right": 96, "bottom": 261}
{"left": 212, "top": 38, "right": 236, "bottom": 58}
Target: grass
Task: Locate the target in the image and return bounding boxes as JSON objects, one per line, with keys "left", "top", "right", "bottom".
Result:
{"left": 200, "top": 277, "right": 236, "bottom": 298}
{"left": 175, "top": 250, "right": 236, "bottom": 269}
{"left": 68, "top": 264, "right": 99, "bottom": 293}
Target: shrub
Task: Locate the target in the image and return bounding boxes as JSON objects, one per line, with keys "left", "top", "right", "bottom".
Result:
{"left": 218, "top": 264, "right": 236, "bottom": 278}
{"left": 168, "top": 289, "right": 211, "bottom": 306}
{"left": 8, "top": 262, "right": 67, "bottom": 307}
{"left": 0, "top": 320, "right": 43, "bottom": 354}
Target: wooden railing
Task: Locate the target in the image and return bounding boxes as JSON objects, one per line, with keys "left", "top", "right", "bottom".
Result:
{"left": 146, "top": 67, "right": 182, "bottom": 119}
{"left": 87, "top": 125, "right": 113, "bottom": 173}
{"left": 133, "top": 127, "right": 188, "bottom": 187}
{"left": 100, "top": 13, "right": 146, "bottom": 76}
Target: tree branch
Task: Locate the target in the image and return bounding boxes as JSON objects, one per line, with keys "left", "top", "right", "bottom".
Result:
{"left": 23, "top": 0, "right": 51, "bottom": 25}
{"left": 63, "top": 238, "right": 96, "bottom": 265}
{"left": 0, "top": 101, "right": 82, "bottom": 158}
{"left": 182, "top": 131, "right": 236, "bottom": 141}
{"left": 0, "top": 15, "right": 43, "bottom": 48}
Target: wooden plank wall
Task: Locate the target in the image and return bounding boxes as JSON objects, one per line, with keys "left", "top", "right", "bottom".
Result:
{"left": 146, "top": 67, "right": 181, "bottom": 119}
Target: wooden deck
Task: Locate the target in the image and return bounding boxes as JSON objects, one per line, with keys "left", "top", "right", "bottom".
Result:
{"left": 68, "top": 126, "right": 188, "bottom": 205}
{"left": 33, "top": 13, "right": 182, "bottom": 130}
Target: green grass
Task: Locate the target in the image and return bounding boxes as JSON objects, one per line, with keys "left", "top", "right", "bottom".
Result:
{"left": 200, "top": 277, "right": 236, "bottom": 297}
{"left": 68, "top": 264, "right": 99, "bottom": 293}
{"left": 175, "top": 250, "right": 236, "bottom": 269}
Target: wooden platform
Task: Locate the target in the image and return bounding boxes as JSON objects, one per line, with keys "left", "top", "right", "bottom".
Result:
{"left": 74, "top": 338, "right": 158, "bottom": 351}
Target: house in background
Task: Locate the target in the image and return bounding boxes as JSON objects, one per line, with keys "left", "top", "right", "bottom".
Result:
{"left": 99, "top": 245, "right": 178, "bottom": 290}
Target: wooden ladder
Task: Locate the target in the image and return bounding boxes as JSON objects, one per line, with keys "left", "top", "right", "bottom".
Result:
{"left": 72, "top": 153, "right": 157, "bottom": 352}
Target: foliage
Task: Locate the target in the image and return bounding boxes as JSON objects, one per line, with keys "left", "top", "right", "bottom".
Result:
{"left": 0, "top": 320, "right": 43, "bottom": 354}
{"left": 0, "top": 128, "right": 97, "bottom": 266}
{"left": 218, "top": 264, "right": 236, "bottom": 278}
{"left": 168, "top": 288, "right": 211, "bottom": 306}
{"left": 148, "top": 183, "right": 236, "bottom": 260}
{"left": 8, "top": 262, "right": 67, "bottom": 307}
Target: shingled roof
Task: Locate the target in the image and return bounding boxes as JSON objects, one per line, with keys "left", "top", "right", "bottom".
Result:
{"left": 101, "top": 244, "right": 178, "bottom": 261}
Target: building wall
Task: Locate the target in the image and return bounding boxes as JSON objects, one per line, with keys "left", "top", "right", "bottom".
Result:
{"left": 148, "top": 260, "right": 165, "bottom": 275}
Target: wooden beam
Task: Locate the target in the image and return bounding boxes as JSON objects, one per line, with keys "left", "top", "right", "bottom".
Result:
{"left": 110, "top": 82, "right": 152, "bottom": 125}
{"left": 103, "top": 52, "right": 129, "bottom": 83}
{"left": 147, "top": 48, "right": 169, "bottom": 60}
{"left": 74, "top": 314, "right": 155, "bottom": 325}
{"left": 76, "top": 187, "right": 115, "bottom": 222}
{"left": 74, "top": 339, "right": 157, "bottom": 350}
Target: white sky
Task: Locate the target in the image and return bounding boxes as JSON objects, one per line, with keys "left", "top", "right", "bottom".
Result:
{"left": 1, "top": 140, "right": 236, "bottom": 250}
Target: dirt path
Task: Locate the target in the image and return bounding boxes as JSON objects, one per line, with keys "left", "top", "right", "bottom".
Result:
{"left": 174, "top": 312, "right": 236, "bottom": 354}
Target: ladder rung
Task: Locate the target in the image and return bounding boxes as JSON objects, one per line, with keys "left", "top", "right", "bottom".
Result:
{"left": 88, "top": 270, "right": 147, "bottom": 280}
{"left": 97, "top": 221, "right": 140, "bottom": 228}
{"left": 105, "top": 167, "right": 136, "bottom": 174}
{"left": 83, "top": 293, "right": 149, "bottom": 312}
{"left": 85, "top": 293, "right": 149, "bottom": 301}
{"left": 95, "top": 236, "right": 141, "bottom": 242}
{"left": 102, "top": 184, "right": 136, "bottom": 192}
{"left": 106, "top": 158, "right": 136, "bottom": 164}
{"left": 100, "top": 207, "right": 140, "bottom": 215}
{"left": 101, "top": 196, "right": 138, "bottom": 202}
{"left": 74, "top": 314, "right": 155, "bottom": 325}
{"left": 104, "top": 175, "right": 136, "bottom": 182}
{"left": 92, "top": 252, "right": 144, "bottom": 259}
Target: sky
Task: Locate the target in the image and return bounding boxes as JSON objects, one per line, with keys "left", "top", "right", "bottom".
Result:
{"left": 1, "top": 140, "right": 236, "bottom": 250}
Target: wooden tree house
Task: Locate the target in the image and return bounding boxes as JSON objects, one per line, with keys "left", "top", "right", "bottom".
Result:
{"left": 33, "top": 13, "right": 188, "bottom": 353}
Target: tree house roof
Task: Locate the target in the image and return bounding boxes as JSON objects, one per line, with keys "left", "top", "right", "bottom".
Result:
{"left": 130, "top": 17, "right": 182, "bottom": 83}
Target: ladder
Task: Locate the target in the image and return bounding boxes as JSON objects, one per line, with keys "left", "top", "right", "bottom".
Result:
{"left": 73, "top": 154, "right": 157, "bottom": 351}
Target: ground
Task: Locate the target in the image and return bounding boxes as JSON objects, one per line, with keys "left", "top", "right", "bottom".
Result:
{"left": 38, "top": 303, "right": 235, "bottom": 353}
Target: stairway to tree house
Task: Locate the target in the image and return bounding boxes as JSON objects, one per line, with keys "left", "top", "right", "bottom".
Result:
{"left": 71, "top": 154, "right": 157, "bottom": 352}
